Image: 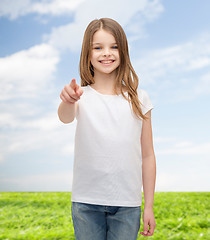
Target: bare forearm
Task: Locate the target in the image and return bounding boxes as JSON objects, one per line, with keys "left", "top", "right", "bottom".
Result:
{"left": 142, "top": 154, "right": 156, "bottom": 209}
{"left": 57, "top": 101, "right": 76, "bottom": 123}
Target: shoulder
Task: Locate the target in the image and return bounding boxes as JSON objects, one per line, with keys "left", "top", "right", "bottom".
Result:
{"left": 137, "top": 88, "right": 150, "bottom": 100}
{"left": 81, "top": 85, "right": 88, "bottom": 89}
{"left": 81, "top": 85, "right": 89, "bottom": 91}
{"left": 137, "top": 88, "right": 154, "bottom": 114}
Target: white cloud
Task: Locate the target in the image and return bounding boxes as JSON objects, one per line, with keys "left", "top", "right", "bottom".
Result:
{"left": 0, "top": 0, "right": 164, "bottom": 53}
{"left": 0, "top": 171, "right": 74, "bottom": 191}
{"left": 0, "top": 43, "right": 59, "bottom": 100}
{"left": 173, "top": 141, "right": 194, "bottom": 148}
{"left": 45, "top": 0, "right": 164, "bottom": 52}
{"left": 0, "top": 42, "right": 70, "bottom": 163}
{"left": 0, "top": 0, "right": 30, "bottom": 20}
{"left": 21, "top": 112, "right": 62, "bottom": 130}
{"left": 156, "top": 141, "right": 210, "bottom": 155}
{"left": 193, "top": 71, "right": 210, "bottom": 95}
{"left": 0, "top": 154, "right": 3, "bottom": 163}
{"left": 134, "top": 32, "right": 210, "bottom": 83}
{"left": 0, "top": 0, "right": 85, "bottom": 20}
{"left": 133, "top": 31, "right": 210, "bottom": 101}
{"left": 30, "top": 0, "right": 85, "bottom": 15}
{"left": 156, "top": 171, "right": 210, "bottom": 191}
{"left": 154, "top": 136, "right": 178, "bottom": 143}
{"left": 141, "top": 0, "right": 164, "bottom": 21}
{"left": 2, "top": 118, "right": 76, "bottom": 154}
{"left": 0, "top": 111, "right": 61, "bottom": 130}
{"left": 0, "top": 111, "right": 76, "bottom": 171}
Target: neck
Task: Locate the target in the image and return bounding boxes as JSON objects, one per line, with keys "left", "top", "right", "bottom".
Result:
{"left": 92, "top": 70, "right": 117, "bottom": 91}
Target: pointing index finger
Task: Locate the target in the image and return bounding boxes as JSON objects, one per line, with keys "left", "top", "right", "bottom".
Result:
{"left": 70, "top": 78, "right": 76, "bottom": 88}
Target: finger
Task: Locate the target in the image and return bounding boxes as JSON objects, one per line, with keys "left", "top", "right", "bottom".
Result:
{"left": 70, "top": 79, "right": 81, "bottom": 96}
{"left": 145, "top": 231, "right": 153, "bottom": 236}
{"left": 60, "top": 93, "right": 72, "bottom": 104}
{"left": 146, "top": 227, "right": 154, "bottom": 236}
{"left": 140, "top": 232, "right": 153, "bottom": 237}
{"left": 69, "top": 90, "right": 81, "bottom": 101}
{"left": 145, "top": 232, "right": 153, "bottom": 236}
{"left": 63, "top": 86, "right": 80, "bottom": 101}
{"left": 76, "top": 87, "right": 83, "bottom": 97}
{"left": 62, "top": 91, "right": 78, "bottom": 103}
{"left": 73, "top": 82, "right": 83, "bottom": 96}
{"left": 140, "top": 232, "right": 149, "bottom": 236}
{"left": 70, "top": 80, "right": 83, "bottom": 97}
{"left": 148, "top": 224, "right": 155, "bottom": 235}
{"left": 70, "top": 78, "right": 77, "bottom": 89}
{"left": 143, "top": 223, "right": 148, "bottom": 235}
{"left": 60, "top": 94, "right": 68, "bottom": 103}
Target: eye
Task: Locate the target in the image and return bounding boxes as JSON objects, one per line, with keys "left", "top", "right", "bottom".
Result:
{"left": 112, "top": 46, "right": 118, "bottom": 49}
{"left": 94, "top": 47, "right": 101, "bottom": 50}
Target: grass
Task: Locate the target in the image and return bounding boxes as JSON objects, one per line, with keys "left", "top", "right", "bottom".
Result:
{"left": 0, "top": 192, "right": 209, "bottom": 239}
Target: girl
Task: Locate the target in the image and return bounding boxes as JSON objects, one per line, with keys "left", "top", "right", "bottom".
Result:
{"left": 58, "top": 18, "right": 156, "bottom": 240}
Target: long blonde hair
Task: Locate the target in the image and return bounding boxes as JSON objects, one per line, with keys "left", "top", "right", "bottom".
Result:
{"left": 79, "top": 17, "right": 149, "bottom": 121}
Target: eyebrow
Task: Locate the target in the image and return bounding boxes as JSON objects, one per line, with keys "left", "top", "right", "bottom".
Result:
{"left": 92, "top": 42, "right": 117, "bottom": 45}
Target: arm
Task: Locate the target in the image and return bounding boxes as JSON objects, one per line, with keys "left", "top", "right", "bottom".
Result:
{"left": 58, "top": 101, "right": 77, "bottom": 124}
{"left": 140, "top": 110, "right": 156, "bottom": 237}
{"left": 58, "top": 79, "right": 82, "bottom": 124}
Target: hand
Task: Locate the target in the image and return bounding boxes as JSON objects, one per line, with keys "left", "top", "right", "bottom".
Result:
{"left": 60, "top": 79, "right": 83, "bottom": 104}
{"left": 140, "top": 207, "right": 156, "bottom": 237}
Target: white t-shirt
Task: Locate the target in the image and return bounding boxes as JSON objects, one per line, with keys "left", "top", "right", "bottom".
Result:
{"left": 71, "top": 85, "right": 154, "bottom": 207}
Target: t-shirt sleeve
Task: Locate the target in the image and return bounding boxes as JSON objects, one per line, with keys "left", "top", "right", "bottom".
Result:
{"left": 138, "top": 89, "right": 154, "bottom": 115}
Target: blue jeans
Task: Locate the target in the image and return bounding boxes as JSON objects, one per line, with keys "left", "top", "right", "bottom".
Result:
{"left": 71, "top": 201, "right": 141, "bottom": 240}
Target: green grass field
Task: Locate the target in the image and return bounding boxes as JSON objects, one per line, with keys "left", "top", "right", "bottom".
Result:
{"left": 0, "top": 192, "right": 209, "bottom": 240}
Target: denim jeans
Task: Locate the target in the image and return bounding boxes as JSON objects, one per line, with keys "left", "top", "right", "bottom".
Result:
{"left": 71, "top": 201, "right": 141, "bottom": 240}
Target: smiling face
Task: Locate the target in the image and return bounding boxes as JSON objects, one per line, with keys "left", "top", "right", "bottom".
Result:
{"left": 90, "top": 29, "right": 120, "bottom": 77}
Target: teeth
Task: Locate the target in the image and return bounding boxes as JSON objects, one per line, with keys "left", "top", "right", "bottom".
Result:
{"left": 100, "top": 60, "right": 114, "bottom": 63}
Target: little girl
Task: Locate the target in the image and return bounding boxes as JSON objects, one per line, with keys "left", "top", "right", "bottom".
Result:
{"left": 58, "top": 18, "right": 156, "bottom": 240}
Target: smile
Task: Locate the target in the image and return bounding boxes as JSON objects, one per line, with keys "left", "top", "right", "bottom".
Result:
{"left": 99, "top": 60, "right": 115, "bottom": 64}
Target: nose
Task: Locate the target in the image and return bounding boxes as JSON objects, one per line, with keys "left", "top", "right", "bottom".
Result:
{"left": 102, "top": 47, "right": 111, "bottom": 56}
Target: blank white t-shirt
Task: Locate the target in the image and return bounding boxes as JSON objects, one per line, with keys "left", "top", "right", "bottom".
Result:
{"left": 71, "top": 85, "right": 154, "bottom": 207}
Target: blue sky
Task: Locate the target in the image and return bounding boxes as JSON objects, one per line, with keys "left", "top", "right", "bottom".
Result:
{"left": 0, "top": 0, "right": 209, "bottom": 192}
